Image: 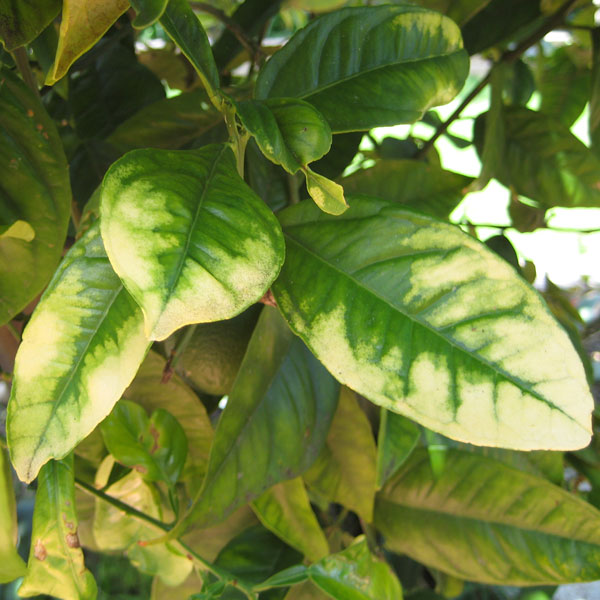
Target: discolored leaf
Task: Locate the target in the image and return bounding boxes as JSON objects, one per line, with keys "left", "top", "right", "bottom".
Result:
{"left": 100, "top": 144, "right": 285, "bottom": 341}
{"left": 0, "top": 68, "right": 71, "bottom": 326}
{"left": 18, "top": 456, "right": 97, "bottom": 599}
{"left": 304, "top": 168, "right": 347, "bottom": 215}
{"left": 272, "top": 196, "right": 593, "bottom": 450}
{"left": 7, "top": 222, "right": 150, "bottom": 483}
{"left": 255, "top": 6, "right": 469, "bottom": 132}
{"left": 0, "top": 0, "right": 60, "bottom": 50}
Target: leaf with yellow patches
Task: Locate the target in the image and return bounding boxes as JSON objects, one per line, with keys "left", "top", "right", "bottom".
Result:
{"left": 273, "top": 196, "right": 593, "bottom": 451}
{"left": 7, "top": 222, "right": 150, "bottom": 483}
{"left": 303, "top": 168, "right": 347, "bottom": 215}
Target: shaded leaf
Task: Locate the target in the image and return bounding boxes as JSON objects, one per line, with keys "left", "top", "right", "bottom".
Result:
{"left": 272, "top": 196, "right": 592, "bottom": 450}
{"left": 100, "top": 144, "right": 285, "bottom": 340}
{"left": 7, "top": 222, "right": 150, "bottom": 483}
{"left": 311, "top": 132, "right": 363, "bottom": 180}
{"left": 504, "top": 59, "right": 535, "bottom": 107}
{"left": 255, "top": 6, "right": 469, "bottom": 132}
{"left": 151, "top": 570, "right": 204, "bottom": 600}
{"left": 130, "top": 0, "right": 169, "bottom": 28}
{"left": 18, "top": 456, "right": 97, "bottom": 599}
{"left": 245, "top": 138, "right": 289, "bottom": 212}
{"left": 253, "top": 478, "right": 329, "bottom": 562}
{"left": 590, "top": 27, "right": 600, "bottom": 156}
{"left": 376, "top": 448, "right": 600, "bottom": 585}
{"left": 0, "top": 68, "right": 71, "bottom": 326}
{"left": 412, "top": 0, "right": 492, "bottom": 26}
{"left": 0, "top": 0, "right": 60, "bottom": 50}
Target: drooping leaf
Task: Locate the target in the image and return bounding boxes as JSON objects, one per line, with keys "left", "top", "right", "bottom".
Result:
{"left": 0, "top": 447, "right": 26, "bottom": 583}
{"left": 307, "top": 536, "right": 403, "bottom": 599}
{"left": 255, "top": 5, "right": 469, "bottom": 132}
{"left": 475, "top": 106, "right": 600, "bottom": 208}
{"left": 0, "top": 0, "right": 60, "bottom": 50}
{"left": 304, "top": 168, "right": 347, "bottom": 215}
{"left": 18, "top": 456, "right": 97, "bottom": 599}
{"left": 46, "top": 0, "right": 130, "bottom": 85}
{"left": 272, "top": 196, "right": 593, "bottom": 450}
{"left": 129, "top": 0, "right": 169, "bottom": 28}
{"left": 376, "top": 410, "right": 420, "bottom": 490}
{"left": 178, "top": 306, "right": 339, "bottom": 530}
{"left": 7, "top": 222, "right": 150, "bottom": 483}
{"left": 304, "top": 387, "right": 377, "bottom": 522}
{"left": 253, "top": 478, "right": 329, "bottom": 562}
{"left": 101, "top": 400, "right": 188, "bottom": 485}
{"left": 340, "top": 160, "right": 472, "bottom": 220}
{"left": 100, "top": 144, "right": 285, "bottom": 341}
{"left": 375, "top": 448, "right": 600, "bottom": 585}
{"left": 0, "top": 68, "right": 71, "bottom": 326}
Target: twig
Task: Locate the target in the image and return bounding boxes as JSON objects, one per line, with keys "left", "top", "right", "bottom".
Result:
{"left": 161, "top": 324, "right": 198, "bottom": 383}
{"left": 5, "top": 321, "right": 21, "bottom": 343}
{"left": 11, "top": 47, "right": 39, "bottom": 98}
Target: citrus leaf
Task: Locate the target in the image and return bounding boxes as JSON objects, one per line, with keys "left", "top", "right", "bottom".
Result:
{"left": 255, "top": 5, "right": 469, "bottom": 132}
{"left": 303, "top": 168, "right": 348, "bottom": 215}
{"left": 46, "top": 0, "right": 130, "bottom": 85}
{"left": 0, "top": 447, "right": 26, "bottom": 583}
{"left": 253, "top": 478, "right": 329, "bottom": 562}
{"left": 340, "top": 160, "right": 472, "bottom": 220}
{"left": 413, "top": 0, "right": 492, "bottom": 26}
{"left": 7, "top": 222, "right": 150, "bottom": 483}
{"left": 272, "top": 196, "right": 593, "bottom": 450}
{"left": 304, "top": 387, "right": 377, "bottom": 522}
{"left": 0, "top": 0, "right": 60, "bottom": 50}
{"left": 0, "top": 68, "right": 71, "bottom": 326}
{"left": 179, "top": 306, "right": 339, "bottom": 530}
{"left": 255, "top": 565, "right": 309, "bottom": 591}
{"left": 307, "top": 536, "right": 402, "bottom": 600}
{"left": 18, "top": 456, "right": 97, "bottom": 600}
{"left": 101, "top": 400, "right": 188, "bottom": 485}
{"left": 590, "top": 28, "right": 600, "bottom": 156}
{"left": 129, "top": 0, "right": 169, "bottom": 28}
{"left": 100, "top": 144, "right": 285, "bottom": 341}
{"left": 375, "top": 448, "right": 600, "bottom": 585}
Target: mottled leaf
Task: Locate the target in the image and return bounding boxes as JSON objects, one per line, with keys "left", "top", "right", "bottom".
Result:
{"left": 255, "top": 5, "right": 469, "bottom": 132}
{"left": 0, "top": 0, "right": 60, "bottom": 50}
{"left": 272, "top": 196, "right": 593, "bottom": 450}
{"left": 100, "top": 144, "right": 285, "bottom": 341}
{"left": 7, "top": 222, "right": 150, "bottom": 483}
{"left": 304, "top": 168, "right": 347, "bottom": 215}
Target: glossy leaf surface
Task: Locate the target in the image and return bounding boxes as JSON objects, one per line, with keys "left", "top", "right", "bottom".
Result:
{"left": 272, "top": 196, "right": 592, "bottom": 450}
{"left": 255, "top": 6, "right": 469, "bottom": 132}
{"left": 129, "top": 0, "right": 169, "bottom": 27}
{"left": 0, "top": 0, "right": 60, "bottom": 50}
{"left": 304, "top": 388, "right": 377, "bottom": 522}
{"left": 46, "top": 0, "right": 130, "bottom": 85}
{"left": 18, "top": 456, "right": 97, "bottom": 599}
{"left": 253, "top": 478, "right": 329, "bottom": 562}
{"left": 376, "top": 448, "right": 600, "bottom": 584}
{"left": 180, "top": 307, "right": 339, "bottom": 529}
{"left": 100, "top": 144, "right": 285, "bottom": 341}
{"left": 0, "top": 447, "right": 26, "bottom": 583}
{"left": 8, "top": 223, "right": 150, "bottom": 483}
{"left": 0, "top": 68, "right": 71, "bottom": 326}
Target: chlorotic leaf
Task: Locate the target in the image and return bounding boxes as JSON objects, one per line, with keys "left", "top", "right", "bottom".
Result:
{"left": 18, "top": 456, "right": 97, "bottom": 600}
{"left": 178, "top": 306, "right": 340, "bottom": 530}
{"left": 303, "top": 168, "right": 348, "bottom": 215}
{"left": 46, "top": 0, "right": 130, "bottom": 85}
{"left": 255, "top": 5, "right": 469, "bottom": 132}
{"left": 7, "top": 222, "right": 150, "bottom": 483}
{"left": 0, "top": 0, "right": 60, "bottom": 50}
{"left": 272, "top": 196, "right": 593, "bottom": 450}
{"left": 0, "top": 68, "right": 71, "bottom": 326}
{"left": 0, "top": 447, "right": 26, "bottom": 583}
{"left": 129, "top": 0, "right": 169, "bottom": 28}
{"left": 100, "top": 144, "right": 285, "bottom": 341}
{"left": 253, "top": 478, "right": 329, "bottom": 562}
{"left": 375, "top": 448, "right": 600, "bottom": 585}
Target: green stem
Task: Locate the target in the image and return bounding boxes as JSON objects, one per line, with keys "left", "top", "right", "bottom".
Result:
{"left": 224, "top": 104, "right": 249, "bottom": 177}
{"left": 0, "top": 433, "right": 7, "bottom": 450}
{"left": 11, "top": 47, "right": 39, "bottom": 98}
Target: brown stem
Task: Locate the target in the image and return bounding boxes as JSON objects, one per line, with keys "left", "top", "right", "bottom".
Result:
{"left": 11, "top": 47, "right": 40, "bottom": 97}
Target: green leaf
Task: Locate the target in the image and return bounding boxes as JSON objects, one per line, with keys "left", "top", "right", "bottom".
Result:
{"left": 46, "top": 0, "right": 130, "bottom": 85}
{"left": 304, "top": 387, "right": 377, "bottom": 522}
{"left": 0, "top": 447, "right": 26, "bottom": 583}
{"left": 0, "top": 0, "right": 60, "bottom": 50}
{"left": 107, "top": 90, "right": 224, "bottom": 152}
{"left": 0, "top": 68, "right": 71, "bottom": 326}
{"left": 129, "top": 0, "right": 169, "bottom": 27}
{"left": 307, "top": 536, "right": 403, "bottom": 600}
{"left": 253, "top": 478, "right": 329, "bottom": 562}
{"left": 100, "top": 144, "right": 285, "bottom": 341}
{"left": 101, "top": 400, "right": 188, "bottom": 486}
{"left": 376, "top": 410, "right": 420, "bottom": 490}
{"left": 375, "top": 448, "right": 600, "bottom": 585}
{"left": 151, "top": 571, "right": 204, "bottom": 600}
{"left": 123, "top": 351, "right": 214, "bottom": 495}
{"left": 272, "top": 196, "right": 593, "bottom": 450}
{"left": 340, "top": 160, "right": 472, "bottom": 220}
{"left": 590, "top": 28, "right": 600, "bottom": 156}
{"left": 160, "top": 0, "right": 220, "bottom": 102}
{"left": 414, "top": 0, "right": 492, "bottom": 26}
{"left": 255, "top": 5, "right": 469, "bottom": 132}
{"left": 18, "top": 456, "right": 97, "bottom": 600}
{"left": 475, "top": 106, "right": 600, "bottom": 208}
{"left": 303, "top": 168, "right": 348, "bottom": 215}
{"left": 7, "top": 222, "right": 150, "bottom": 483}
{"left": 179, "top": 306, "right": 340, "bottom": 530}
{"left": 235, "top": 98, "right": 332, "bottom": 174}
{"left": 255, "top": 565, "right": 309, "bottom": 590}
